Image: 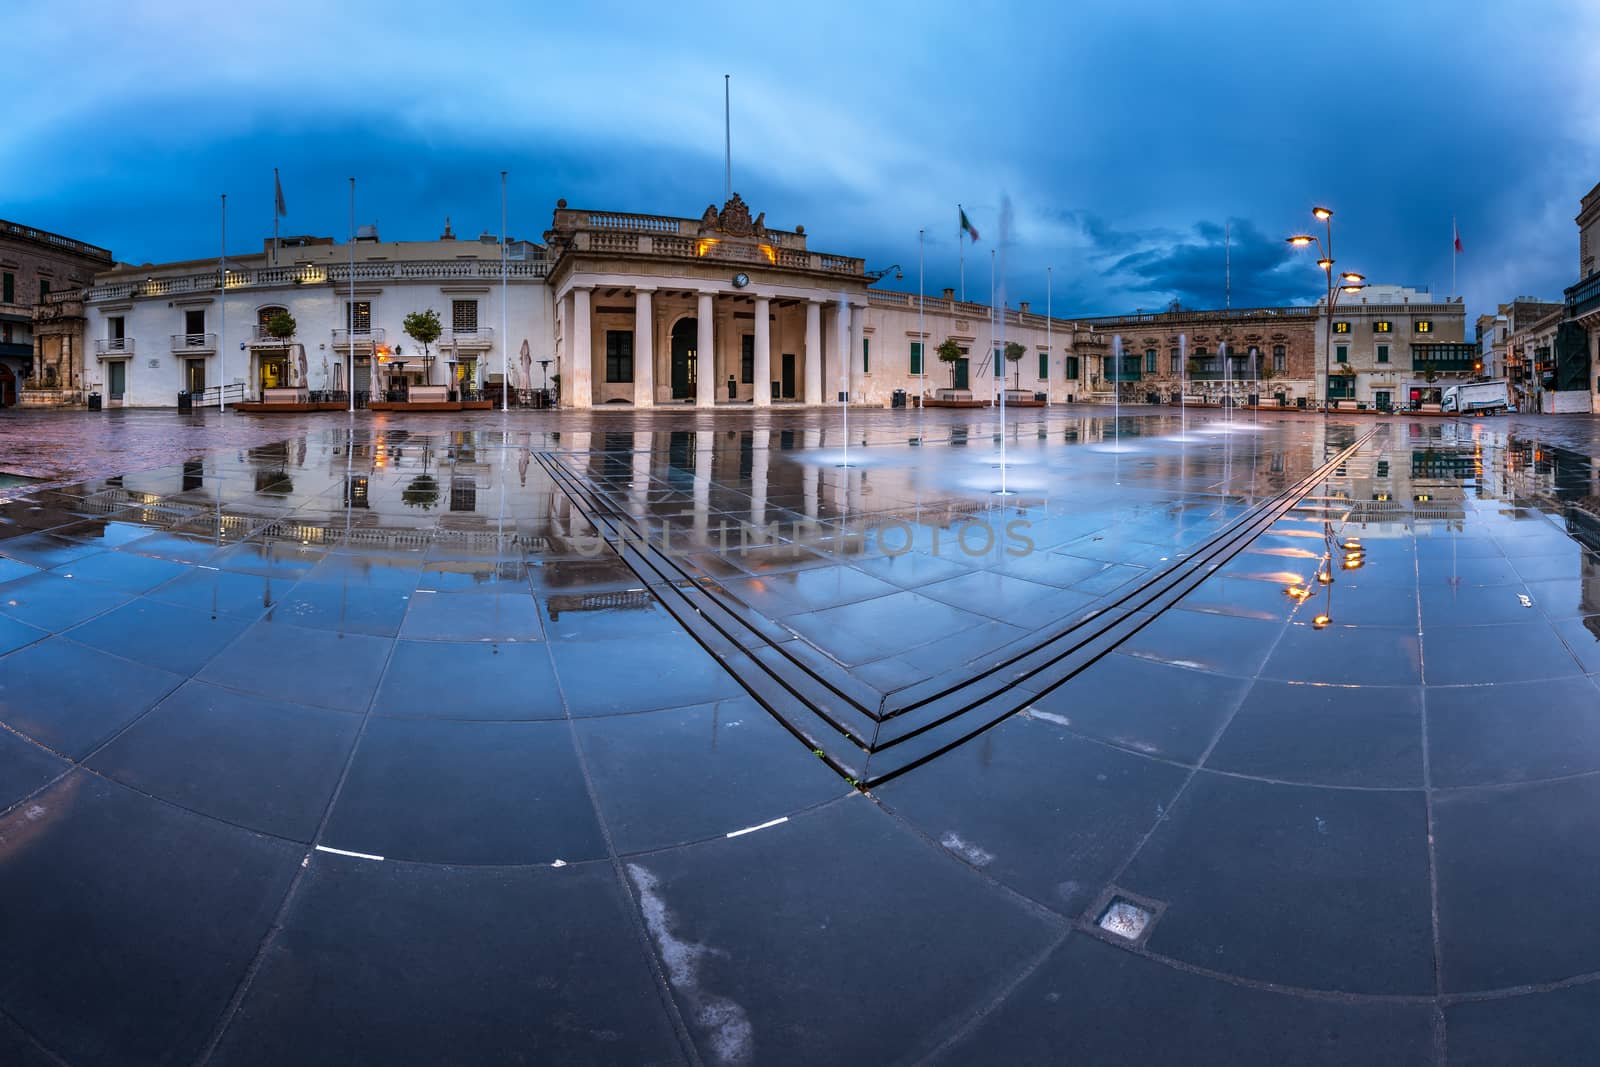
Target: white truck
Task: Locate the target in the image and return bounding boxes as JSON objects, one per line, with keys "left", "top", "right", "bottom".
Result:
{"left": 1441, "top": 379, "right": 1511, "bottom": 415}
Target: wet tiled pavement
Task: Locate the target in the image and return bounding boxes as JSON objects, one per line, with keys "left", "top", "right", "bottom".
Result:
{"left": 5, "top": 405, "right": 1600, "bottom": 1063}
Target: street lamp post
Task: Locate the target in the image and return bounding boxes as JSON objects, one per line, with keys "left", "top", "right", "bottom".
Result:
{"left": 1287, "top": 207, "right": 1365, "bottom": 413}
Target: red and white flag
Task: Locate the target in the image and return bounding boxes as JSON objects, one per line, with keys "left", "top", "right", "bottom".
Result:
{"left": 1453, "top": 218, "right": 1462, "bottom": 254}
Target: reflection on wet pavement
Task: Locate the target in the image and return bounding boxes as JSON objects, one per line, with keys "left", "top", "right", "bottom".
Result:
{"left": 4, "top": 407, "right": 1600, "bottom": 1063}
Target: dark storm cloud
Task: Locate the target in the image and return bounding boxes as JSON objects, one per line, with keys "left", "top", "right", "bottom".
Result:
{"left": 4, "top": 0, "right": 1597, "bottom": 320}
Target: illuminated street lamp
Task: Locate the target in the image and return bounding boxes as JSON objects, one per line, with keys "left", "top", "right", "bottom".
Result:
{"left": 1286, "top": 207, "right": 1366, "bottom": 412}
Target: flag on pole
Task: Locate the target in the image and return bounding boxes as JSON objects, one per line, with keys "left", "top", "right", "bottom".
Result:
{"left": 274, "top": 169, "right": 287, "bottom": 218}
{"left": 1453, "top": 219, "right": 1462, "bottom": 254}
{"left": 959, "top": 206, "right": 980, "bottom": 243}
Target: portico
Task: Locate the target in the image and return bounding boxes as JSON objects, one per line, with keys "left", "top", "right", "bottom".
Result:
{"left": 545, "top": 194, "right": 868, "bottom": 409}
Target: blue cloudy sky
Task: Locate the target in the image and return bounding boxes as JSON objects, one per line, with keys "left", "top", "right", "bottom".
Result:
{"left": 7, "top": 0, "right": 1598, "bottom": 321}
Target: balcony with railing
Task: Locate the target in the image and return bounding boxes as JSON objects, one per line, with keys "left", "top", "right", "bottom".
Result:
{"left": 83, "top": 259, "right": 549, "bottom": 304}
{"left": 170, "top": 332, "right": 217, "bottom": 354}
{"left": 442, "top": 327, "right": 494, "bottom": 351}
{"left": 332, "top": 327, "right": 386, "bottom": 349}
{"left": 247, "top": 324, "right": 298, "bottom": 347}
{"left": 1412, "top": 342, "right": 1478, "bottom": 373}
{"left": 1188, "top": 359, "right": 1263, "bottom": 381}
{"left": 94, "top": 337, "right": 135, "bottom": 357}
{"left": 1567, "top": 272, "right": 1600, "bottom": 320}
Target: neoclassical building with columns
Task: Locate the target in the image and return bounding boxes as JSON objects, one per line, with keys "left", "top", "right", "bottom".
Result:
{"left": 55, "top": 193, "right": 1322, "bottom": 409}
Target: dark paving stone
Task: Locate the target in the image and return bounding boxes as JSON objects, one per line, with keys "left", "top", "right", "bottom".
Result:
{"left": 52, "top": 550, "right": 189, "bottom": 594}
{"left": 0, "top": 772, "right": 300, "bottom": 1067}
{"left": 323, "top": 716, "right": 606, "bottom": 865}
{"left": 720, "top": 565, "right": 901, "bottom": 617}
{"left": 1313, "top": 579, "right": 1420, "bottom": 626}
{"left": 878, "top": 712, "right": 1188, "bottom": 915}
{"left": 1554, "top": 616, "right": 1600, "bottom": 673}
{"left": 0, "top": 613, "right": 47, "bottom": 656}
{"left": 1026, "top": 653, "right": 1252, "bottom": 763}
{"left": 1511, "top": 552, "right": 1592, "bottom": 584}
{"left": 303, "top": 552, "right": 423, "bottom": 590}
{"left": 784, "top": 590, "right": 985, "bottom": 667}
{"left": 575, "top": 697, "right": 846, "bottom": 853}
{"left": 0, "top": 572, "right": 134, "bottom": 632}
{"left": 936, "top": 933, "right": 1435, "bottom": 1067}
{"left": 543, "top": 597, "right": 685, "bottom": 643}
{"left": 550, "top": 632, "right": 743, "bottom": 717}
{"left": 919, "top": 568, "right": 1066, "bottom": 620}
{"left": 1262, "top": 623, "right": 1422, "bottom": 686}
{"left": 144, "top": 566, "right": 286, "bottom": 618}
{"left": 374, "top": 639, "right": 563, "bottom": 720}
{"left": 1427, "top": 676, "right": 1600, "bottom": 787}
{"left": 0, "top": 555, "right": 39, "bottom": 584}
{"left": 1419, "top": 555, "right": 1522, "bottom": 587}
{"left": 1122, "top": 771, "right": 1433, "bottom": 994}
{"left": 397, "top": 588, "right": 545, "bottom": 642}
{"left": 1445, "top": 981, "right": 1600, "bottom": 1067}
{"left": 851, "top": 549, "right": 973, "bottom": 590}
{"left": 1176, "top": 574, "right": 1302, "bottom": 621}
{"left": 199, "top": 619, "right": 392, "bottom": 712}
{"left": 0, "top": 726, "right": 69, "bottom": 811}
{"left": 1206, "top": 681, "right": 1424, "bottom": 788}
{"left": 1523, "top": 577, "right": 1594, "bottom": 620}
{"left": 66, "top": 599, "right": 253, "bottom": 676}
{"left": 1119, "top": 609, "right": 1284, "bottom": 678}
{"left": 0, "top": 532, "right": 104, "bottom": 568}
{"left": 118, "top": 529, "right": 225, "bottom": 564}
{"left": 89, "top": 681, "right": 362, "bottom": 841}
{"left": 1424, "top": 622, "right": 1581, "bottom": 685}
{"left": 0, "top": 1013, "right": 60, "bottom": 1067}
{"left": 1435, "top": 772, "right": 1600, "bottom": 992}
{"left": 270, "top": 579, "right": 413, "bottom": 637}
{"left": 210, "top": 540, "right": 325, "bottom": 579}
{"left": 1420, "top": 580, "right": 1536, "bottom": 627}
{"left": 209, "top": 854, "right": 682, "bottom": 1067}
{"left": 624, "top": 797, "right": 1059, "bottom": 1067}
{"left": 0, "top": 637, "right": 184, "bottom": 758}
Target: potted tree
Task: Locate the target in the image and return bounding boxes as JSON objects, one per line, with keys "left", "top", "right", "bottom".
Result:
{"left": 936, "top": 337, "right": 965, "bottom": 390}
{"left": 402, "top": 309, "right": 444, "bottom": 393}
{"left": 262, "top": 311, "right": 297, "bottom": 395}
{"left": 1003, "top": 340, "right": 1026, "bottom": 390}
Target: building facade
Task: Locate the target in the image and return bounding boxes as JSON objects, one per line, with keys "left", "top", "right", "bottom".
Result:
{"left": 0, "top": 220, "right": 113, "bottom": 407}
{"left": 1310, "top": 286, "right": 1470, "bottom": 409}
{"left": 53, "top": 196, "right": 1327, "bottom": 410}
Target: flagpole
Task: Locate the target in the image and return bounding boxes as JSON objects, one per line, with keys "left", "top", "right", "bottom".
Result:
{"left": 1046, "top": 266, "right": 1052, "bottom": 406}
{"left": 989, "top": 249, "right": 995, "bottom": 396}
{"left": 219, "top": 193, "right": 226, "bottom": 416}
{"left": 959, "top": 205, "right": 965, "bottom": 303}
{"left": 272, "top": 168, "right": 280, "bottom": 266}
{"left": 724, "top": 75, "right": 732, "bottom": 203}
{"left": 348, "top": 177, "right": 356, "bottom": 414}
{"left": 1452, "top": 216, "right": 1457, "bottom": 301}
{"left": 501, "top": 170, "right": 509, "bottom": 412}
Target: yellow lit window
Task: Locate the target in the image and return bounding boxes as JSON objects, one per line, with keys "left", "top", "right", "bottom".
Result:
{"left": 1375, "top": 321, "right": 1392, "bottom": 333}
{"left": 1416, "top": 320, "right": 1432, "bottom": 333}
{"left": 1333, "top": 321, "right": 1351, "bottom": 334}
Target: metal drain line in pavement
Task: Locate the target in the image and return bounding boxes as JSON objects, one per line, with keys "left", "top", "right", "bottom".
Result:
{"left": 536, "top": 427, "right": 1379, "bottom": 786}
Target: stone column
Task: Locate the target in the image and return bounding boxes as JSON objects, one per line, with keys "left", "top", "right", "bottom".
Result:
{"left": 634, "top": 288, "right": 655, "bottom": 408}
{"left": 753, "top": 295, "right": 772, "bottom": 407}
{"left": 751, "top": 433, "right": 768, "bottom": 528}
{"left": 569, "top": 287, "right": 593, "bottom": 409}
{"left": 834, "top": 303, "right": 850, "bottom": 403}
{"left": 804, "top": 300, "right": 822, "bottom": 405}
{"left": 848, "top": 302, "right": 865, "bottom": 404}
{"left": 696, "top": 292, "right": 716, "bottom": 407}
